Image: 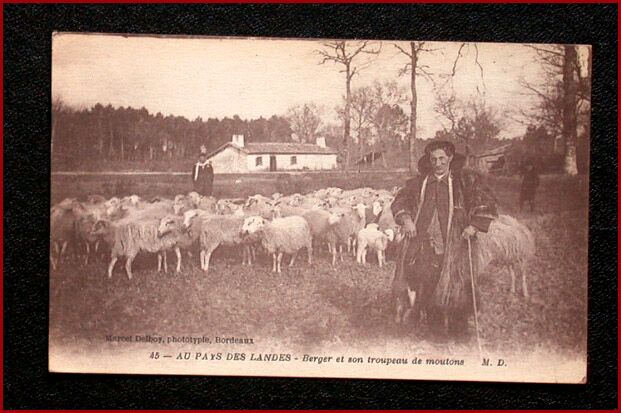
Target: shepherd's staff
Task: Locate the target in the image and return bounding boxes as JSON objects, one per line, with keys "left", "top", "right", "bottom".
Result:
{"left": 467, "top": 236, "right": 483, "bottom": 359}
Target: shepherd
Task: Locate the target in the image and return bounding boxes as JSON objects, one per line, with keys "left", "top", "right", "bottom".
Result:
{"left": 391, "top": 140, "right": 497, "bottom": 338}
{"left": 192, "top": 148, "right": 214, "bottom": 197}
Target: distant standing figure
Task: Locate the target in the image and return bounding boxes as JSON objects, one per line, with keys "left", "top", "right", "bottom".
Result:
{"left": 192, "top": 153, "right": 214, "bottom": 196}
{"left": 519, "top": 160, "right": 539, "bottom": 212}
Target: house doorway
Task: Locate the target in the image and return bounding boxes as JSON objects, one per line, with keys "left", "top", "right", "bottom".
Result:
{"left": 269, "top": 156, "right": 277, "bottom": 171}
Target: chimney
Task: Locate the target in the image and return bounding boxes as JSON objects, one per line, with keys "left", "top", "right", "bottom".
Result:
{"left": 232, "top": 134, "right": 245, "bottom": 147}
{"left": 316, "top": 136, "right": 326, "bottom": 148}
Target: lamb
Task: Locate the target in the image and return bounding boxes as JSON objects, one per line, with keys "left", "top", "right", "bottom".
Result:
{"left": 356, "top": 223, "right": 395, "bottom": 268}
{"left": 182, "top": 210, "right": 255, "bottom": 273}
{"left": 90, "top": 215, "right": 181, "bottom": 280}
{"left": 473, "top": 214, "right": 536, "bottom": 297}
{"left": 241, "top": 215, "right": 313, "bottom": 273}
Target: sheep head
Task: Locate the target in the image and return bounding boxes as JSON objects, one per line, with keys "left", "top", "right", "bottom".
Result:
{"left": 90, "top": 219, "right": 111, "bottom": 237}
{"left": 241, "top": 216, "right": 265, "bottom": 235}
{"left": 173, "top": 199, "right": 186, "bottom": 215}
{"left": 366, "top": 223, "right": 380, "bottom": 231}
{"left": 384, "top": 228, "right": 395, "bottom": 242}
{"left": 158, "top": 215, "right": 180, "bottom": 238}
{"left": 128, "top": 194, "right": 141, "bottom": 206}
{"left": 353, "top": 202, "right": 367, "bottom": 221}
{"left": 327, "top": 212, "right": 342, "bottom": 226}
{"left": 182, "top": 209, "right": 200, "bottom": 229}
{"left": 187, "top": 191, "right": 201, "bottom": 207}
{"left": 372, "top": 199, "right": 384, "bottom": 216}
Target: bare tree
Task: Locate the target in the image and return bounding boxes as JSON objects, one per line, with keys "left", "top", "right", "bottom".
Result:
{"left": 348, "top": 86, "right": 376, "bottom": 167}
{"left": 394, "top": 41, "right": 436, "bottom": 174}
{"left": 370, "top": 80, "right": 408, "bottom": 168}
{"left": 562, "top": 45, "right": 578, "bottom": 175}
{"left": 316, "top": 40, "right": 382, "bottom": 168}
{"left": 518, "top": 44, "right": 588, "bottom": 174}
{"left": 286, "top": 103, "right": 323, "bottom": 143}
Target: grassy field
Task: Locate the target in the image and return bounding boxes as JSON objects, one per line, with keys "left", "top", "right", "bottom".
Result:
{"left": 49, "top": 172, "right": 588, "bottom": 362}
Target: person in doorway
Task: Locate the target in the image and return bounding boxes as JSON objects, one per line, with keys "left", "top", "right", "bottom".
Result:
{"left": 192, "top": 152, "right": 214, "bottom": 196}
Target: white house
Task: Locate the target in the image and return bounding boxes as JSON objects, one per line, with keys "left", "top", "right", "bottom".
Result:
{"left": 204, "top": 135, "right": 338, "bottom": 173}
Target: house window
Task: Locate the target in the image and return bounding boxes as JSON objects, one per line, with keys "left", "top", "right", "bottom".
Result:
{"left": 290, "top": 156, "right": 297, "bottom": 165}
{"left": 255, "top": 156, "right": 263, "bottom": 166}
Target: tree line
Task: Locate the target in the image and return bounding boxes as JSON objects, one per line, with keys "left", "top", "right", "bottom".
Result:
{"left": 52, "top": 102, "right": 293, "bottom": 168}
{"left": 52, "top": 41, "right": 590, "bottom": 175}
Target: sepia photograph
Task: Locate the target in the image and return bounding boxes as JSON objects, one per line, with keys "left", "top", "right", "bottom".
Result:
{"left": 49, "top": 33, "right": 590, "bottom": 383}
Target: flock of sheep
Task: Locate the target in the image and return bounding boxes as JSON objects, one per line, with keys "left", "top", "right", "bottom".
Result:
{"left": 50, "top": 187, "right": 401, "bottom": 278}
{"left": 50, "top": 186, "right": 534, "bottom": 298}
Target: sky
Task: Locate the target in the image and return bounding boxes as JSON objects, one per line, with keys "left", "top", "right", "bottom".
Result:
{"left": 52, "top": 33, "right": 590, "bottom": 140}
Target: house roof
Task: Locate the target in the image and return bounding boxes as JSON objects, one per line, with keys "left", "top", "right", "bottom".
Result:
{"left": 473, "top": 142, "right": 513, "bottom": 158}
{"left": 206, "top": 142, "right": 338, "bottom": 159}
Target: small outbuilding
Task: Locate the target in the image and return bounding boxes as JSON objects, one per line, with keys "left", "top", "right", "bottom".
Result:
{"left": 472, "top": 142, "right": 513, "bottom": 174}
{"left": 204, "top": 135, "right": 338, "bottom": 173}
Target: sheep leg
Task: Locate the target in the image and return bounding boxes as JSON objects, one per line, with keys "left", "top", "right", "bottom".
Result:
{"left": 339, "top": 245, "right": 344, "bottom": 262}
{"left": 251, "top": 246, "right": 256, "bottom": 262}
{"left": 289, "top": 252, "right": 297, "bottom": 267}
{"left": 203, "top": 247, "right": 215, "bottom": 274}
{"left": 277, "top": 252, "right": 283, "bottom": 273}
{"left": 157, "top": 254, "right": 162, "bottom": 272}
{"left": 163, "top": 250, "right": 168, "bottom": 273}
{"left": 125, "top": 256, "right": 134, "bottom": 280}
{"left": 331, "top": 244, "right": 337, "bottom": 266}
{"left": 175, "top": 247, "right": 181, "bottom": 273}
{"left": 84, "top": 243, "right": 90, "bottom": 266}
{"left": 272, "top": 253, "right": 277, "bottom": 273}
{"left": 199, "top": 250, "right": 205, "bottom": 270}
{"left": 509, "top": 265, "right": 516, "bottom": 294}
{"left": 518, "top": 263, "right": 529, "bottom": 298}
{"left": 107, "top": 256, "right": 118, "bottom": 279}
{"left": 377, "top": 250, "right": 383, "bottom": 268}
{"left": 60, "top": 241, "right": 68, "bottom": 264}
{"left": 307, "top": 242, "right": 313, "bottom": 265}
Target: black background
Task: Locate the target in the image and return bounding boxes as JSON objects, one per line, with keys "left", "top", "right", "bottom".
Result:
{"left": 3, "top": 4, "right": 617, "bottom": 409}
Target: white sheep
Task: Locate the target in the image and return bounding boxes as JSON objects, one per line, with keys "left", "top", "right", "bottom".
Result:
{"left": 90, "top": 216, "right": 182, "bottom": 280}
{"left": 325, "top": 205, "right": 366, "bottom": 265}
{"left": 182, "top": 210, "right": 255, "bottom": 273}
{"left": 241, "top": 215, "right": 313, "bottom": 274}
{"left": 474, "top": 214, "right": 536, "bottom": 297}
{"left": 356, "top": 223, "right": 395, "bottom": 268}
{"left": 156, "top": 214, "right": 202, "bottom": 272}
{"left": 50, "top": 201, "right": 79, "bottom": 270}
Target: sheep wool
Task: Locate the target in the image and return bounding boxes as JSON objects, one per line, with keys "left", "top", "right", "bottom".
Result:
{"left": 260, "top": 216, "right": 312, "bottom": 256}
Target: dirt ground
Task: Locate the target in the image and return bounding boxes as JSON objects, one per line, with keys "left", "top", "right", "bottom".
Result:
{"left": 49, "top": 173, "right": 588, "bottom": 362}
